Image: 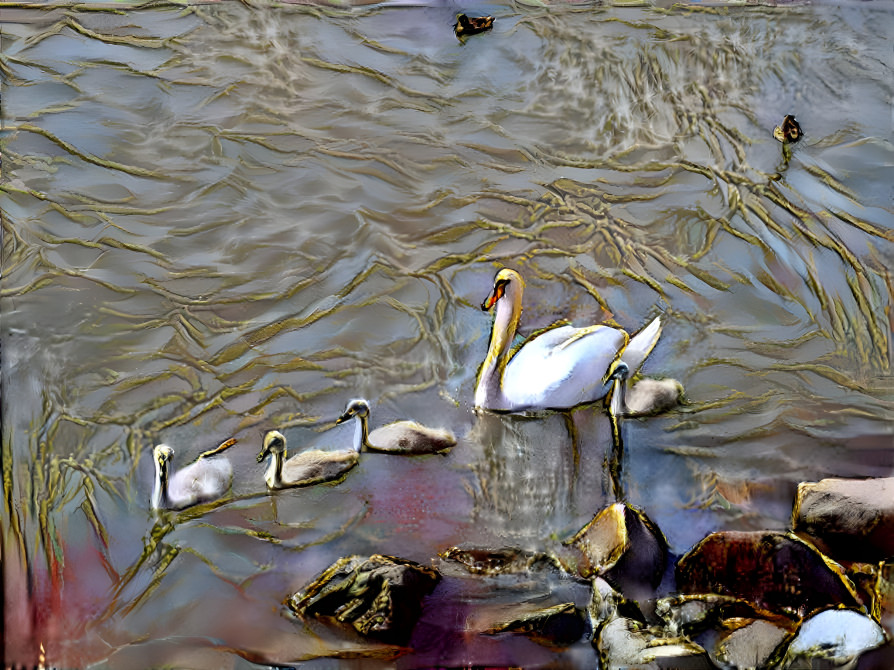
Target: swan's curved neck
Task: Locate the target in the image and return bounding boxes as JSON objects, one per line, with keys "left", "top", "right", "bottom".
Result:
{"left": 476, "top": 284, "right": 523, "bottom": 408}
{"left": 266, "top": 449, "right": 285, "bottom": 488}
{"left": 152, "top": 460, "right": 169, "bottom": 510}
{"left": 353, "top": 414, "right": 369, "bottom": 452}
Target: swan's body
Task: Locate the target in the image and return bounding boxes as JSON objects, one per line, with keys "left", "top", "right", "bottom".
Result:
{"left": 151, "top": 442, "right": 233, "bottom": 511}
{"left": 475, "top": 268, "right": 663, "bottom": 413}
{"left": 257, "top": 430, "right": 360, "bottom": 490}
{"left": 336, "top": 398, "right": 456, "bottom": 454}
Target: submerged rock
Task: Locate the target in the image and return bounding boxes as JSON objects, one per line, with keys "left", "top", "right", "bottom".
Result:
{"left": 597, "top": 616, "right": 714, "bottom": 669}
{"left": 565, "top": 503, "right": 668, "bottom": 601}
{"left": 793, "top": 477, "right": 894, "bottom": 563}
{"left": 288, "top": 554, "right": 441, "bottom": 645}
{"left": 676, "top": 531, "right": 860, "bottom": 618}
{"left": 782, "top": 609, "right": 887, "bottom": 668}
{"left": 655, "top": 594, "right": 787, "bottom": 638}
{"left": 712, "top": 618, "right": 790, "bottom": 670}
{"left": 439, "top": 546, "right": 562, "bottom": 576}
{"left": 484, "top": 601, "right": 586, "bottom": 648}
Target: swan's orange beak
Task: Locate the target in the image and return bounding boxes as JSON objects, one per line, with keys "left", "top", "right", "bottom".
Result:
{"left": 481, "top": 282, "right": 505, "bottom": 311}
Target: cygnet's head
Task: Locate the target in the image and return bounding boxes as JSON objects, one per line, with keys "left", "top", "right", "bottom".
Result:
{"left": 154, "top": 444, "right": 174, "bottom": 469}
{"left": 257, "top": 430, "right": 286, "bottom": 463}
{"left": 336, "top": 398, "right": 370, "bottom": 424}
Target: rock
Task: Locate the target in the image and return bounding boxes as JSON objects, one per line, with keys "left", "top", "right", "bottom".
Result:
{"left": 879, "top": 561, "right": 894, "bottom": 638}
{"left": 484, "top": 601, "right": 586, "bottom": 648}
{"left": 596, "top": 616, "right": 715, "bottom": 669}
{"left": 589, "top": 576, "right": 645, "bottom": 629}
{"left": 288, "top": 554, "right": 441, "bottom": 645}
{"left": 655, "top": 594, "right": 785, "bottom": 638}
{"left": 676, "top": 531, "right": 861, "bottom": 618}
{"left": 712, "top": 619, "right": 790, "bottom": 670}
{"left": 782, "top": 609, "right": 886, "bottom": 668}
{"left": 438, "top": 545, "right": 562, "bottom": 576}
{"left": 565, "top": 503, "right": 668, "bottom": 601}
{"left": 793, "top": 478, "right": 894, "bottom": 563}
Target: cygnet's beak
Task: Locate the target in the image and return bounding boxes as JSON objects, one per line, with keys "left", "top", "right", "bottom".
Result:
{"left": 335, "top": 411, "right": 352, "bottom": 425}
{"left": 256, "top": 447, "right": 268, "bottom": 463}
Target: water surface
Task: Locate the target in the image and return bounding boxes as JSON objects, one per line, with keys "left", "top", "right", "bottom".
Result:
{"left": 2, "top": 1, "right": 893, "bottom": 666}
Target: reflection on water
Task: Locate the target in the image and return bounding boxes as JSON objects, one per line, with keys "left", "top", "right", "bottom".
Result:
{"left": 2, "top": 0, "right": 893, "bottom": 666}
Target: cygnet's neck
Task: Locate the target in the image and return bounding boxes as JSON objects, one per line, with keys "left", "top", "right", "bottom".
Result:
{"left": 265, "top": 448, "right": 285, "bottom": 488}
{"left": 610, "top": 377, "right": 627, "bottom": 417}
{"left": 352, "top": 413, "right": 369, "bottom": 452}
{"left": 152, "top": 460, "right": 168, "bottom": 510}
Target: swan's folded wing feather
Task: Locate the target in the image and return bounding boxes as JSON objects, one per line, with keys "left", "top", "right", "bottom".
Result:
{"left": 620, "top": 316, "right": 662, "bottom": 374}
{"left": 503, "top": 325, "right": 628, "bottom": 409}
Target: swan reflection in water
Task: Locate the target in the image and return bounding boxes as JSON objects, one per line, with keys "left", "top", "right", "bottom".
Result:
{"left": 464, "top": 409, "right": 619, "bottom": 546}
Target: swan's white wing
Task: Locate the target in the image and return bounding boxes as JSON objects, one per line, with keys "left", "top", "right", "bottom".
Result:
{"left": 502, "top": 325, "right": 628, "bottom": 410}
{"left": 620, "top": 316, "right": 662, "bottom": 374}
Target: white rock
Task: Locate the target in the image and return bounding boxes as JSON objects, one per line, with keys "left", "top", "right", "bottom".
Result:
{"left": 784, "top": 609, "right": 886, "bottom": 667}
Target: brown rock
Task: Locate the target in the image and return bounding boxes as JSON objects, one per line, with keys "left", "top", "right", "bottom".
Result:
{"left": 288, "top": 554, "right": 441, "bottom": 645}
{"left": 565, "top": 503, "right": 668, "bottom": 601}
{"left": 676, "top": 531, "right": 861, "bottom": 618}
{"left": 793, "top": 477, "right": 894, "bottom": 563}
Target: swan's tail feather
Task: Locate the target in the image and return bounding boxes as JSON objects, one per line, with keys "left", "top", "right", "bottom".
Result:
{"left": 621, "top": 316, "right": 662, "bottom": 374}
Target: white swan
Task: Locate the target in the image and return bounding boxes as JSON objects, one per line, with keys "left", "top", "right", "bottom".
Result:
{"left": 257, "top": 430, "right": 360, "bottom": 490}
{"left": 151, "top": 439, "right": 235, "bottom": 510}
{"left": 336, "top": 398, "right": 457, "bottom": 454}
{"left": 475, "top": 268, "right": 663, "bottom": 412}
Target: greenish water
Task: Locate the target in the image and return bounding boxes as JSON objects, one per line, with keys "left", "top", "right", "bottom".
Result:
{"left": 2, "top": 1, "right": 892, "bottom": 667}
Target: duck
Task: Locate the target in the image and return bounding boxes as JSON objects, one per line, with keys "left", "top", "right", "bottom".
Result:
{"left": 475, "top": 268, "right": 663, "bottom": 413}
{"left": 336, "top": 398, "right": 457, "bottom": 454}
{"left": 454, "top": 13, "right": 494, "bottom": 39}
{"left": 151, "top": 438, "right": 236, "bottom": 511}
{"left": 773, "top": 115, "right": 802, "bottom": 144}
{"left": 257, "top": 429, "right": 361, "bottom": 490}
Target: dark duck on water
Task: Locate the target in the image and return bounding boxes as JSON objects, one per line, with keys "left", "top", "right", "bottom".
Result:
{"left": 454, "top": 13, "right": 494, "bottom": 39}
{"left": 773, "top": 114, "right": 803, "bottom": 143}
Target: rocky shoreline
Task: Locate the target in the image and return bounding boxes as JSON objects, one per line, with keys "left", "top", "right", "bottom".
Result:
{"left": 287, "top": 476, "right": 893, "bottom": 668}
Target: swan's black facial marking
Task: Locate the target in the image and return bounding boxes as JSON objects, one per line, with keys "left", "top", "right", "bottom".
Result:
{"left": 481, "top": 278, "right": 510, "bottom": 311}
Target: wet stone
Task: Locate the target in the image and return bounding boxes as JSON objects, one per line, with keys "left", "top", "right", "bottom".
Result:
{"left": 565, "top": 503, "right": 668, "bottom": 601}
{"left": 782, "top": 609, "right": 887, "bottom": 668}
{"left": 711, "top": 618, "right": 790, "bottom": 670}
{"left": 439, "top": 545, "right": 563, "bottom": 576}
{"left": 288, "top": 554, "right": 441, "bottom": 645}
{"left": 588, "top": 576, "right": 645, "bottom": 629}
{"left": 484, "top": 601, "right": 586, "bottom": 649}
{"left": 655, "top": 594, "right": 781, "bottom": 638}
{"left": 676, "top": 531, "right": 861, "bottom": 618}
{"left": 596, "top": 616, "right": 715, "bottom": 669}
{"left": 793, "top": 478, "right": 894, "bottom": 563}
